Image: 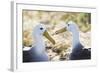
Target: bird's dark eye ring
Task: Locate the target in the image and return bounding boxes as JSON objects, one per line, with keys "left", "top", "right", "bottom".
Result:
{"left": 40, "top": 27, "right": 43, "bottom": 30}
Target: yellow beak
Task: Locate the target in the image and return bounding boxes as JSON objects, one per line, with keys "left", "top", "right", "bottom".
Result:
{"left": 43, "top": 30, "right": 55, "bottom": 44}
{"left": 55, "top": 27, "right": 67, "bottom": 34}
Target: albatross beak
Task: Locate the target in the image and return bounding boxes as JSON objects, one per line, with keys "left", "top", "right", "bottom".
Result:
{"left": 55, "top": 27, "right": 67, "bottom": 34}
{"left": 43, "top": 30, "right": 55, "bottom": 44}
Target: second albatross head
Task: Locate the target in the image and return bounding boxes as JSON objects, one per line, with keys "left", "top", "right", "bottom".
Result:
{"left": 55, "top": 21, "right": 79, "bottom": 34}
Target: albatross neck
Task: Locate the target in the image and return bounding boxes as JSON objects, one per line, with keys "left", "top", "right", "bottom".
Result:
{"left": 33, "top": 33, "right": 45, "bottom": 52}
{"left": 72, "top": 30, "right": 80, "bottom": 50}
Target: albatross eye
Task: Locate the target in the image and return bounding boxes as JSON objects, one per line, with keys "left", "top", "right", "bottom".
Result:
{"left": 40, "top": 27, "right": 43, "bottom": 30}
{"left": 68, "top": 24, "right": 70, "bottom": 26}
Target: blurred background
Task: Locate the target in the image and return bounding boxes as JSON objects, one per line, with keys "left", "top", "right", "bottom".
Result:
{"left": 22, "top": 10, "right": 91, "bottom": 61}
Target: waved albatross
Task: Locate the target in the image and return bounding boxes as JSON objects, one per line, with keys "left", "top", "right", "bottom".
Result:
{"left": 55, "top": 21, "right": 91, "bottom": 60}
{"left": 23, "top": 23, "right": 55, "bottom": 62}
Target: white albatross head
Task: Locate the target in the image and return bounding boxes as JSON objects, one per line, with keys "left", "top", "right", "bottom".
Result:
{"left": 66, "top": 21, "right": 79, "bottom": 33}
{"left": 33, "top": 23, "right": 55, "bottom": 45}
{"left": 33, "top": 23, "right": 46, "bottom": 35}
{"left": 55, "top": 21, "right": 79, "bottom": 34}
